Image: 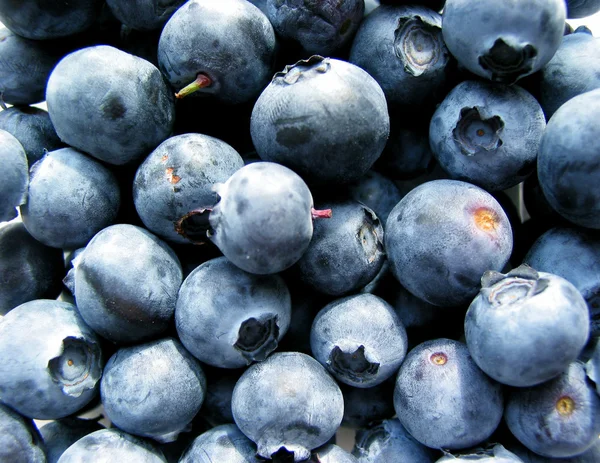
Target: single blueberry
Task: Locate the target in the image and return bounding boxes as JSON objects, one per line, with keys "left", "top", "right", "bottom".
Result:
{"left": 40, "top": 417, "right": 104, "bottom": 463}
{"left": 106, "top": 0, "right": 186, "bottom": 31}
{"left": 179, "top": 423, "right": 261, "bottom": 463}
{"left": 199, "top": 366, "right": 245, "bottom": 427}
{"left": 341, "top": 377, "right": 395, "bottom": 429}
{"left": 566, "top": 0, "right": 600, "bottom": 18}
{"left": 347, "top": 171, "right": 404, "bottom": 225}
{"left": 587, "top": 339, "right": 600, "bottom": 396}
{"left": 436, "top": 444, "right": 524, "bottom": 462}
{"left": 0, "top": 129, "right": 28, "bottom": 222}
{"left": 311, "top": 443, "right": 358, "bottom": 463}
{"left": 0, "top": 403, "right": 46, "bottom": 463}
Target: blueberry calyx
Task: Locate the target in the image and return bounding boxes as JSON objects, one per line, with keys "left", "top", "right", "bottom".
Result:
{"left": 328, "top": 345, "right": 380, "bottom": 384}
{"left": 481, "top": 264, "right": 550, "bottom": 307}
{"left": 555, "top": 395, "right": 576, "bottom": 416}
{"left": 453, "top": 107, "right": 504, "bottom": 156}
{"left": 358, "top": 207, "right": 384, "bottom": 264}
{"left": 233, "top": 315, "right": 280, "bottom": 364}
{"left": 175, "top": 73, "right": 212, "bottom": 99}
{"left": 48, "top": 337, "right": 102, "bottom": 398}
{"left": 478, "top": 38, "right": 537, "bottom": 84}
{"left": 273, "top": 55, "right": 330, "bottom": 86}
{"left": 394, "top": 16, "right": 446, "bottom": 77}
{"left": 174, "top": 207, "right": 213, "bottom": 244}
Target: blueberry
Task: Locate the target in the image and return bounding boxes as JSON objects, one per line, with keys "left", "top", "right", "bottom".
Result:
{"left": 566, "top": 0, "right": 600, "bottom": 18}
{"left": 133, "top": 133, "right": 244, "bottom": 245}
{"left": 385, "top": 179, "right": 513, "bottom": 307}
{"left": 311, "top": 443, "right": 358, "bottom": 463}
{"left": 106, "top": 0, "right": 186, "bottom": 31}
{"left": 101, "top": 337, "right": 206, "bottom": 443}
{"left": 429, "top": 80, "right": 545, "bottom": 191}
{"left": 352, "top": 418, "right": 440, "bottom": 462}
{"left": 232, "top": 352, "right": 344, "bottom": 461}
{"left": 157, "top": 0, "right": 276, "bottom": 104}
{"left": 0, "top": 221, "right": 65, "bottom": 315}
{"left": 200, "top": 366, "right": 244, "bottom": 427}
{"left": 465, "top": 265, "right": 589, "bottom": 387}
{"left": 57, "top": 428, "right": 167, "bottom": 462}
{"left": 310, "top": 293, "right": 408, "bottom": 388}
{"left": 394, "top": 338, "right": 504, "bottom": 450}
{"left": 0, "top": 129, "right": 28, "bottom": 222}
{"left": 208, "top": 162, "right": 328, "bottom": 274}
{"left": 537, "top": 89, "right": 600, "bottom": 229}
{"left": 265, "top": 0, "right": 364, "bottom": 56}
{"left": 586, "top": 339, "right": 600, "bottom": 396}
{"left": 0, "top": 403, "right": 46, "bottom": 463}
{"left": 505, "top": 361, "right": 600, "bottom": 459}
{"left": 294, "top": 199, "right": 385, "bottom": 296}
{"left": 250, "top": 56, "right": 390, "bottom": 185}
{"left": 0, "top": 106, "right": 63, "bottom": 165}
{"left": 46, "top": 45, "right": 175, "bottom": 166}
{"left": 0, "top": 299, "right": 103, "bottom": 420}
{"left": 347, "top": 171, "right": 404, "bottom": 225}
{"left": 70, "top": 224, "right": 183, "bottom": 344}
{"left": 509, "top": 437, "right": 600, "bottom": 463}
{"left": 349, "top": 5, "right": 451, "bottom": 111}
{"left": 175, "top": 256, "right": 291, "bottom": 368}
{"left": 40, "top": 417, "right": 104, "bottom": 463}
{"left": 442, "top": 0, "right": 566, "bottom": 84}
{"left": 436, "top": 444, "right": 524, "bottom": 462}
{"left": 179, "top": 423, "right": 261, "bottom": 463}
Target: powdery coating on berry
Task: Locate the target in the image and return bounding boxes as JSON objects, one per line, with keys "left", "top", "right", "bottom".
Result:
{"left": 179, "top": 424, "right": 260, "bottom": 463}
{"left": 0, "top": 129, "right": 28, "bottom": 222}
{"left": 0, "top": 403, "right": 46, "bottom": 463}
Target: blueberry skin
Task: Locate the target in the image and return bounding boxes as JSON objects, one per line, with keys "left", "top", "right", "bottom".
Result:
{"left": 537, "top": 89, "right": 600, "bottom": 229}
{"left": 179, "top": 424, "right": 261, "bottom": 463}
{"left": 208, "top": 162, "right": 317, "bottom": 274}
{"left": 0, "top": 27, "right": 62, "bottom": 106}
{"left": 158, "top": 0, "right": 276, "bottom": 104}
{"left": 0, "top": 0, "right": 102, "bottom": 40}
{"left": 465, "top": 266, "right": 590, "bottom": 388}
{"left": 40, "top": 418, "right": 103, "bottom": 463}
{"left": 133, "top": 133, "right": 244, "bottom": 245}
{"left": 232, "top": 352, "right": 344, "bottom": 461}
{"left": 0, "top": 106, "right": 63, "bottom": 165}
{"left": 587, "top": 340, "right": 600, "bottom": 396}
{"left": 347, "top": 171, "right": 403, "bottom": 225}
{"left": 0, "top": 299, "right": 103, "bottom": 420}
{"left": 385, "top": 179, "right": 513, "bottom": 307}
{"left": 436, "top": 444, "right": 524, "bottom": 462}
{"left": 394, "top": 338, "right": 504, "bottom": 450}
{"left": 566, "top": 0, "right": 600, "bottom": 18}
{"left": 101, "top": 337, "right": 206, "bottom": 443}
{"left": 505, "top": 361, "right": 600, "bottom": 459}
{"left": 310, "top": 293, "right": 408, "bottom": 388}
{"left": 0, "top": 129, "right": 28, "bottom": 222}
{"left": 265, "top": 0, "right": 364, "bottom": 56}
{"left": 509, "top": 438, "right": 600, "bottom": 463}
{"left": 539, "top": 32, "right": 600, "bottom": 119}
{"left": 429, "top": 80, "right": 545, "bottom": 191}
{"left": 106, "top": 0, "right": 186, "bottom": 31}
{"left": 0, "top": 222, "right": 64, "bottom": 315}
{"left": 20, "top": 148, "right": 120, "bottom": 250}
{"left": 72, "top": 224, "right": 183, "bottom": 344}
{"left": 0, "top": 403, "right": 46, "bottom": 463}
{"left": 524, "top": 227, "right": 600, "bottom": 337}
{"left": 340, "top": 378, "right": 395, "bottom": 429}
{"left": 349, "top": 5, "right": 451, "bottom": 110}
{"left": 295, "top": 200, "right": 385, "bottom": 296}
{"left": 312, "top": 444, "right": 358, "bottom": 463}
{"left": 57, "top": 428, "right": 167, "bottom": 462}
{"left": 442, "top": 0, "right": 566, "bottom": 84}
{"left": 353, "top": 419, "right": 439, "bottom": 462}
{"left": 46, "top": 45, "right": 175, "bottom": 166}
{"left": 250, "top": 56, "right": 390, "bottom": 185}
{"left": 176, "top": 256, "right": 291, "bottom": 368}
{"left": 200, "top": 366, "right": 244, "bottom": 427}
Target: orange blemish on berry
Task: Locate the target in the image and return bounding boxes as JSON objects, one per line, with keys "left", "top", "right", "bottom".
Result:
{"left": 474, "top": 207, "right": 498, "bottom": 232}
{"left": 430, "top": 352, "right": 447, "bottom": 365}
{"left": 165, "top": 168, "right": 181, "bottom": 185}
{"left": 161, "top": 155, "right": 169, "bottom": 163}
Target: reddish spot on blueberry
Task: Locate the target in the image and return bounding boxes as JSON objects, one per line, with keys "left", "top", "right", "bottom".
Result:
{"left": 430, "top": 352, "right": 448, "bottom": 365}
{"left": 474, "top": 207, "right": 499, "bottom": 232}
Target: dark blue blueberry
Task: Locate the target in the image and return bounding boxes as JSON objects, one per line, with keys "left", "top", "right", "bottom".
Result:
{"left": 158, "top": 0, "right": 276, "bottom": 104}
{"left": 101, "top": 337, "right": 206, "bottom": 443}
{"left": 250, "top": 56, "right": 390, "bottom": 185}
{"left": 347, "top": 171, "right": 403, "bottom": 225}
{"left": 265, "top": 0, "right": 364, "bottom": 56}
{"left": 0, "top": 0, "right": 103, "bottom": 40}
{"left": 46, "top": 45, "right": 176, "bottom": 166}
{"left": 442, "top": 0, "right": 566, "bottom": 84}
{"left": 429, "top": 80, "right": 545, "bottom": 191}
{"left": 385, "top": 179, "right": 513, "bottom": 307}
{"left": 0, "top": 299, "right": 103, "bottom": 420}
{"left": 0, "top": 221, "right": 65, "bottom": 315}
{"left": 294, "top": 199, "right": 384, "bottom": 296}
{"left": 436, "top": 444, "right": 524, "bottom": 462}
{"left": 57, "top": 428, "right": 167, "bottom": 462}
{"left": 40, "top": 417, "right": 103, "bottom": 463}
{"left": 539, "top": 31, "right": 600, "bottom": 119}
{"left": 586, "top": 339, "right": 600, "bottom": 396}
{"left": 118, "top": 26, "right": 161, "bottom": 66}
{"left": 394, "top": 338, "right": 504, "bottom": 450}
{"left": 537, "top": 89, "right": 600, "bottom": 229}
{"left": 524, "top": 227, "right": 600, "bottom": 337}
{"left": 465, "top": 265, "right": 589, "bottom": 387}
{"left": 350, "top": 5, "right": 451, "bottom": 111}
{"left": 0, "top": 403, "right": 46, "bottom": 463}
{"left": 352, "top": 419, "right": 440, "bottom": 462}
{"left": 0, "top": 106, "right": 63, "bottom": 165}
{"left": 0, "top": 129, "right": 28, "bottom": 222}
{"left": 133, "top": 133, "right": 244, "bottom": 245}
{"left": 340, "top": 378, "right": 395, "bottom": 429}
{"left": 566, "top": 0, "right": 600, "bottom": 18}
{"left": 176, "top": 256, "right": 291, "bottom": 368}
{"left": 70, "top": 224, "right": 183, "bottom": 344}
{"left": 310, "top": 293, "right": 408, "bottom": 388}
{"left": 200, "top": 366, "right": 245, "bottom": 427}
{"left": 232, "top": 352, "right": 344, "bottom": 461}
{"left": 20, "top": 148, "right": 120, "bottom": 250}
{"left": 106, "top": 0, "right": 186, "bottom": 31}
{"left": 505, "top": 361, "right": 600, "bottom": 459}
{"left": 179, "top": 423, "right": 261, "bottom": 463}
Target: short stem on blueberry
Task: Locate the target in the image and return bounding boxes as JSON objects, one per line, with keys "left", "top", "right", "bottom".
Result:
{"left": 175, "top": 73, "right": 212, "bottom": 99}
{"left": 311, "top": 208, "right": 332, "bottom": 220}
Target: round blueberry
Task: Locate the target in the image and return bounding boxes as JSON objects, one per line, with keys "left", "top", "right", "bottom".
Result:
{"left": 0, "top": 129, "right": 28, "bottom": 223}
{"left": 0, "top": 403, "right": 46, "bottom": 463}
{"left": 179, "top": 424, "right": 260, "bottom": 463}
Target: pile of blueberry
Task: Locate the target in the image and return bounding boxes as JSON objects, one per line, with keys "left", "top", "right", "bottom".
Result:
{"left": 2, "top": 0, "right": 600, "bottom": 462}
